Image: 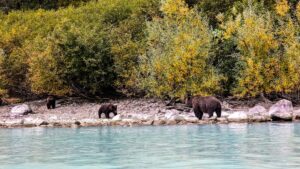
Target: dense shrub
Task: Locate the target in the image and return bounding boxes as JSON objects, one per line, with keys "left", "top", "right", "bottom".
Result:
{"left": 0, "top": 0, "right": 300, "bottom": 100}
{"left": 138, "top": 0, "right": 223, "bottom": 99}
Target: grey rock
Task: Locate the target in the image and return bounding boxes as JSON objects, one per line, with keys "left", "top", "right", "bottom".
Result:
{"left": 165, "top": 120, "right": 177, "bottom": 125}
{"left": 153, "top": 119, "right": 165, "bottom": 125}
{"left": 268, "top": 99, "right": 293, "bottom": 121}
{"left": 142, "top": 120, "right": 154, "bottom": 126}
{"left": 10, "top": 104, "right": 32, "bottom": 117}
{"left": 184, "top": 116, "right": 199, "bottom": 123}
{"left": 4, "top": 119, "right": 24, "bottom": 127}
{"left": 217, "top": 117, "right": 228, "bottom": 123}
{"left": 248, "top": 105, "right": 267, "bottom": 116}
{"left": 164, "top": 110, "right": 180, "bottom": 119}
{"left": 248, "top": 105, "right": 270, "bottom": 121}
{"left": 228, "top": 111, "right": 248, "bottom": 122}
{"left": 23, "top": 117, "right": 45, "bottom": 127}
{"left": 251, "top": 115, "right": 270, "bottom": 122}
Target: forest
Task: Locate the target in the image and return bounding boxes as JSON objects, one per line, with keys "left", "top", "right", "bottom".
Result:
{"left": 0, "top": 0, "right": 300, "bottom": 101}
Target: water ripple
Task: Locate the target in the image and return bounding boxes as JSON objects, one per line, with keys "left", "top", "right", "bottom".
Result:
{"left": 0, "top": 123, "right": 300, "bottom": 169}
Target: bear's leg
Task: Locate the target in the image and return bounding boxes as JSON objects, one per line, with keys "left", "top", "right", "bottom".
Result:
{"left": 98, "top": 111, "right": 102, "bottom": 118}
{"left": 47, "top": 103, "right": 51, "bottom": 109}
{"left": 113, "top": 112, "right": 117, "bottom": 116}
{"left": 216, "top": 107, "right": 221, "bottom": 118}
{"left": 105, "top": 112, "right": 110, "bottom": 119}
{"left": 193, "top": 106, "right": 203, "bottom": 120}
{"left": 52, "top": 101, "right": 56, "bottom": 109}
{"left": 208, "top": 111, "right": 214, "bottom": 118}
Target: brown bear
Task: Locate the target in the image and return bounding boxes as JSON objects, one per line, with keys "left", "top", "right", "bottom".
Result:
{"left": 185, "top": 95, "right": 222, "bottom": 120}
{"left": 98, "top": 104, "right": 117, "bottom": 119}
{"left": 46, "top": 96, "right": 56, "bottom": 109}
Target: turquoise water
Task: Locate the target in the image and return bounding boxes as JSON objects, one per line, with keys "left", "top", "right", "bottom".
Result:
{"left": 1, "top": 123, "right": 300, "bottom": 169}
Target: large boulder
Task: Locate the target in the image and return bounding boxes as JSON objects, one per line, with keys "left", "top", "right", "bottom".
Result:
{"left": 10, "top": 104, "right": 32, "bottom": 117}
{"left": 228, "top": 111, "right": 248, "bottom": 122}
{"left": 268, "top": 99, "right": 293, "bottom": 121}
{"left": 248, "top": 105, "right": 270, "bottom": 122}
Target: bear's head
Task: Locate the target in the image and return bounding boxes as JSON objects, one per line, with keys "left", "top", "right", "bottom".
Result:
{"left": 110, "top": 104, "right": 117, "bottom": 114}
{"left": 47, "top": 95, "right": 55, "bottom": 101}
{"left": 185, "top": 93, "right": 193, "bottom": 108}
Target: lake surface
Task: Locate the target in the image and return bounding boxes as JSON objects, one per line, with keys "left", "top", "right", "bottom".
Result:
{"left": 1, "top": 123, "right": 300, "bottom": 169}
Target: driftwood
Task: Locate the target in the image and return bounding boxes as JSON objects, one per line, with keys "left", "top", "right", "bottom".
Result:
{"left": 166, "top": 103, "right": 191, "bottom": 112}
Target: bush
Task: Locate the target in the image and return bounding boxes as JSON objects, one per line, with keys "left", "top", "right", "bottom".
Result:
{"left": 139, "top": 0, "right": 223, "bottom": 99}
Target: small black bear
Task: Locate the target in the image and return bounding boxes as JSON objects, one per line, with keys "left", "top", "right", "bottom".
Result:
{"left": 47, "top": 96, "right": 56, "bottom": 109}
{"left": 0, "top": 98, "right": 2, "bottom": 106}
{"left": 98, "top": 104, "right": 117, "bottom": 119}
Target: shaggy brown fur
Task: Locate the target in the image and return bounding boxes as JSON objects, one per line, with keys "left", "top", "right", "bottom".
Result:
{"left": 186, "top": 95, "right": 222, "bottom": 120}
{"left": 46, "top": 96, "right": 56, "bottom": 109}
{"left": 98, "top": 104, "right": 117, "bottom": 119}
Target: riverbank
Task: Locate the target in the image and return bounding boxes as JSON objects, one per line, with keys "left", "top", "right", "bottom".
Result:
{"left": 0, "top": 98, "right": 300, "bottom": 128}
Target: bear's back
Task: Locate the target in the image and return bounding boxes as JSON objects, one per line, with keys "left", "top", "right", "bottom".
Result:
{"left": 192, "top": 96, "right": 221, "bottom": 113}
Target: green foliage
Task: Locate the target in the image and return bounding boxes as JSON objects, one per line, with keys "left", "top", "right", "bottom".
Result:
{"left": 0, "top": 0, "right": 91, "bottom": 11}
{"left": 220, "top": 0, "right": 300, "bottom": 97}
{"left": 0, "top": 0, "right": 300, "bottom": 99}
{"left": 139, "top": 0, "right": 222, "bottom": 99}
{"left": 0, "top": 0, "right": 160, "bottom": 97}
{"left": 108, "top": 0, "right": 160, "bottom": 95}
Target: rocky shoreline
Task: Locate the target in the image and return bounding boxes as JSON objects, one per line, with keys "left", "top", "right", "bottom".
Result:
{"left": 0, "top": 98, "right": 300, "bottom": 128}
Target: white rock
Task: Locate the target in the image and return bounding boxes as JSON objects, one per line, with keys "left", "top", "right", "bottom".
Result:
{"left": 248, "top": 105, "right": 267, "bottom": 116}
{"left": 4, "top": 119, "right": 24, "bottom": 126}
{"left": 48, "top": 115, "right": 58, "bottom": 122}
{"left": 221, "top": 111, "right": 230, "bottom": 117}
{"left": 248, "top": 105, "right": 270, "bottom": 121}
{"left": 23, "top": 117, "right": 45, "bottom": 126}
{"left": 10, "top": 104, "right": 32, "bottom": 117}
{"left": 164, "top": 110, "right": 180, "bottom": 119}
{"left": 184, "top": 116, "right": 199, "bottom": 123}
{"left": 228, "top": 111, "right": 248, "bottom": 122}
{"left": 112, "top": 114, "right": 122, "bottom": 121}
{"left": 171, "top": 115, "right": 185, "bottom": 121}
{"left": 268, "top": 99, "right": 293, "bottom": 121}
{"left": 127, "top": 114, "right": 154, "bottom": 121}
